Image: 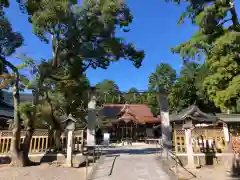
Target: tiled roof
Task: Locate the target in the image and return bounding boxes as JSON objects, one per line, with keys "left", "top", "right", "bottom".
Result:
{"left": 98, "top": 104, "right": 161, "bottom": 124}
{"left": 170, "top": 104, "right": 217, "bottom": 122}
{"left": 216, "top": 113, "right": 240, "bottom": 122}
{"left": 1, "top": 90, "right": 33, "bottom": 105}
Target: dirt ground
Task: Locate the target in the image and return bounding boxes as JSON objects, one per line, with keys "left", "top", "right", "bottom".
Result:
{"left": 0, "top": 163, "right": 93, "bottom": 180}
{"left": 175, "top": 164, "right": 239, "bottom": 180}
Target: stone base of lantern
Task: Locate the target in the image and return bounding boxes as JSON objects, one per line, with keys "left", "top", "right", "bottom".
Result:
{"left": 62, "top": 162, "right": 73, "bottom": 168}
{"left": 184, "top": 162, "right": 196, "bottom": 170}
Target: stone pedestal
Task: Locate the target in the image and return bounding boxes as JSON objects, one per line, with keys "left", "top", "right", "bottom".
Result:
{"left": 66, "top": 130, "right": 73, "bottom": 167}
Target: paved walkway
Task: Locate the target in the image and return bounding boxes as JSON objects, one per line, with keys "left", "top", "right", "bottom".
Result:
{"left": 91, "top": 146, "right": 173, "bottom": 180}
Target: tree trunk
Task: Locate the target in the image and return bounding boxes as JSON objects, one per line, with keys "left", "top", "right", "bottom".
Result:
{"left": 53, "top": 129, "right": 61, "bottom": 152}
{"left": 45, "top": 91, "right": 62, "bottom": 152}
{"left": 10, "top": 71, "right": 23, "bottom": 166}
{"left": 21, "top": 112, "right": 35, "bottom": 166}
{"left": 1, "top": 56, "right": 26, "bottom": 166}
{"left": 229, "top": 0, "right": 240, "bottom": 28}
{"left": 21, "top": 129, "right": 34, "bottom": 166}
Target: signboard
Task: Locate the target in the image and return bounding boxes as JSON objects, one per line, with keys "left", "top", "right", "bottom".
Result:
{"left": 103, "top": 133, "right": 110, "bottom": 146}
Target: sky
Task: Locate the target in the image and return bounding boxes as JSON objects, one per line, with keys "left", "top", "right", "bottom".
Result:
{"left": 5, "top": 0, "right": 239, "bottom": 92}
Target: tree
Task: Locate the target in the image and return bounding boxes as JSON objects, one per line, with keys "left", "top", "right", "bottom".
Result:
{"left": 96, "top": 79, "right": 120, "bottom": 106}
{"left": 0, "top": 1, "right": 25, "bottom": 166}
{"left": 148, "top": 63, "right": 176, "bottom": 93}
{"left": 148, "top": 63, "right": 176, "bottom": 116}
{"left": 169, "top": 62, "right": 220, "bottom": 113}
{"left": 122, "top": 87, "right": 142, "bottom": 104}
{"left": 166, "top": 0, "right": 240, "bottom": 111}
{"left": 17, "top": 0, "right": 144, "bottom": 81}
{"left": 13, "top": 0, "right": 144, "bottom": 166}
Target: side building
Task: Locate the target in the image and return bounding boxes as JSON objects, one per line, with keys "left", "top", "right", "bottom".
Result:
{"left": 0, "top": 90, "right": 33, "bottom": 129}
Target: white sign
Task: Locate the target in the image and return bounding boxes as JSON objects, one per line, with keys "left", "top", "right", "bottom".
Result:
{"left": 103, "top": 133, "right": 110, "bottom": 146}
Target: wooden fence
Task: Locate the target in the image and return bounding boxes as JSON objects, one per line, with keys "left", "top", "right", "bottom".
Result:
{"left": 173, "top": 128, "right": 227, "bottom": 153}
{"left": 0, "top": 129, "right": 84, "bottom": 154}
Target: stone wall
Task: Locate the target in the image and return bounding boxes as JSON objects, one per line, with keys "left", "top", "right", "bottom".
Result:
{"left": 232, "top": 136, "right": 240, "bottom": 153}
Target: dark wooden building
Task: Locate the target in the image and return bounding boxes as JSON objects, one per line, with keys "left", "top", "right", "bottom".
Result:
{"left": 98, "top": 104, "right": 161, "bottom": 142}
{"left": 0, "top": 90, "right": 33, "bottom": 129}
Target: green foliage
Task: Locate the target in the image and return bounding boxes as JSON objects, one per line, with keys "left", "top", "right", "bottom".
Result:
{"left": 169, "top": 62, "right": 219, "bottom": 113}
{"left": 0, "top": 6, "right": 23, "bottom": 57}
{"left": 96, "top": 79, "right": 120, "bottom": 106}
{"left": 19, "top": 102, "right": 36, "bottom": 125}
{"left": 148, "top": 63, "right": 176, "bottom": 93}
{"left": 166, "top": 0, "right": 240, "bottom": 111}
{"left": 0, "top": 0, "right": 24, "bottom": 98}
{"left": 123, "top": 87, "right": 142, "bottom": 104}
{"left": 50, "top": 74, "right": 90, "bottom": 116}
{"left": 17, "top": 0, "right": 145, "bottom": 81}
{"left": 147, "top": 63, "right": 176, "bottom": 115}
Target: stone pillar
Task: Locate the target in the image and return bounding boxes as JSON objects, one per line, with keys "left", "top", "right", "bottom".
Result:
{"left": 87, "top": 87, "right": 96, "bottom": 146}
{"left": 66, "top": 130, "right": 73, "bottom": 167}
{"left": 223, "top": 122, "right": 230, "bottom": 142}
{"left": 159, "top": 93, "right": 171, "bottom": 159}
{"left": 185, "top": 128, "right": 195, "bottom": 168}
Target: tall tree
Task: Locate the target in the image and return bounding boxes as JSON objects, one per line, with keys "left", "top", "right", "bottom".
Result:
{"left": 17, "top": 0, "right": 144, "bottom": 81}
{"left": 0, "top": 1, "right": 24, "bottom": 166}
{"left": 123, "top": 87, "right": 142, "bottom": 104}
{"left": 166, "top": 0, "right": 240, "bottom": 111}
{"left": 96, "top": 79, "right": 120, "bottom": 106}
{"left": 148, "top": 63, "right": 176, "bottom": 93}
{"left": 14, "top": 0, "right": 144, "bottom": 166}
{"left": 169, "top": 62, "right": 220, "bottom": 113}
{"left": 148, "top": 63, "right": 176, "bottom": 116}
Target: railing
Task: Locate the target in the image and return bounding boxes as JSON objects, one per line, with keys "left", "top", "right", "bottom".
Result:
{"left": 157, "top": 141, "right": 197, "bottom": 179}
{"left": 173, "top": 128, "right": 227, "bottom": 153}
{"left": 0, "top": 129, "right": 84, "bottom": 154}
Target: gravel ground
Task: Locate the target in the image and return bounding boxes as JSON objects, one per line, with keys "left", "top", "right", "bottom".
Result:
{"left": 0, "top": 163, "right": 92, "bottom": 180}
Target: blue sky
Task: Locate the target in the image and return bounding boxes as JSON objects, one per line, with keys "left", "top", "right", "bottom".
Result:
{"left": 5, "top": 0, "right": 240, "bottom": 92}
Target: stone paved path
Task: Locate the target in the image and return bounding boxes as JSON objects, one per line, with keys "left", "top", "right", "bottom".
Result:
{"left": 91, "top": 146, "right": 173, "bottom": 180}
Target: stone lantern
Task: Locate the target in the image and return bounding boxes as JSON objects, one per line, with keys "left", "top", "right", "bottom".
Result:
{"left": 62, "top": 114, "right": 77, "bottom": 167}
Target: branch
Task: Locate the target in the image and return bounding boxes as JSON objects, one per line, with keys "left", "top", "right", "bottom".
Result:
{"left": 217, "top": 18, "right": 232, "bottom": 27}
{"left": 0, "top": 55, "right": 18, "bottom": 73}
{"left": 81, "top": 60, "right": 93, "bottom": 73}
{"left": 229, "top": 1, "right": 240, "bottom": 28}
{"left": 48, "top": 74, "right": 72, "bottom": 81}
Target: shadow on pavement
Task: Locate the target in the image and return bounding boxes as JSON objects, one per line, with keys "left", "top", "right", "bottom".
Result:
{"left": 106, "top": 147, "right": 162, "bottom": 155}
